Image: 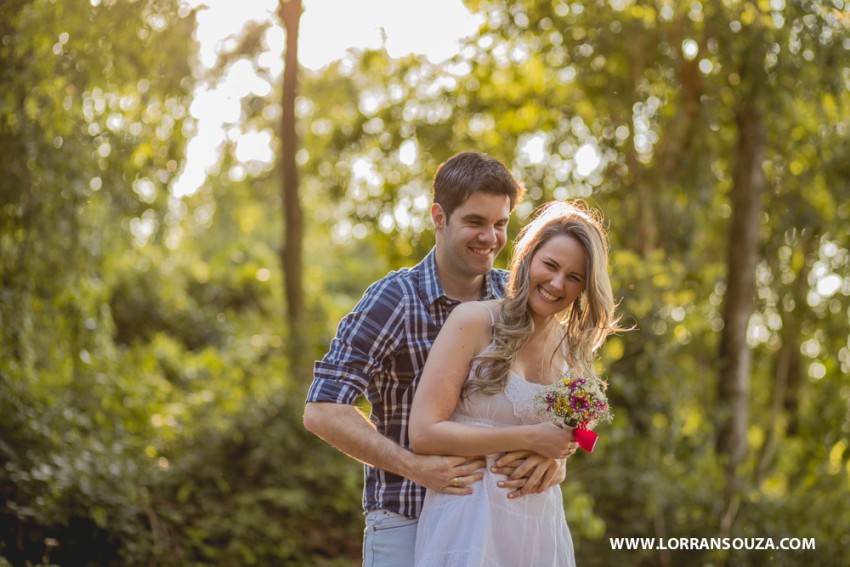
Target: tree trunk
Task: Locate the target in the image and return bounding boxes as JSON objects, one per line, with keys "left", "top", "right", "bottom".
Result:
{"left": 755, "top": 231, "right": 814, "bottom": 483}
{"left": 625, "top": 31, "right": 657, "bottom": 256}
{"left": 279, "top": 0, "right": 306, "bottom": 370}
{"left": 716, "top": 100, "right": 765, "bottom": 505}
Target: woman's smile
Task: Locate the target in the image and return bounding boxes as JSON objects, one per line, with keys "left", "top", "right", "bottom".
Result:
{"left": 537, "top": 286, "right": 561, "bottom": 303}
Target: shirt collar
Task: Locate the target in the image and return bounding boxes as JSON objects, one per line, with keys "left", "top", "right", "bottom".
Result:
{"left": 482, "top": 267, "right": 507, "bottom": 300}
{"left": 416, "top": 247, "right": 506, "bottom": 306}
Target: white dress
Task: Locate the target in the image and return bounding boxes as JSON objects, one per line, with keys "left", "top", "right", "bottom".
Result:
{"left": 414, "top": 368, "right": 576, "bottom": 566}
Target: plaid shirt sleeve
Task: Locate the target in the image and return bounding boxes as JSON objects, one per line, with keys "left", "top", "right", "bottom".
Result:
{"left": 307, "top": 275, "right": 406, "bottom": 405}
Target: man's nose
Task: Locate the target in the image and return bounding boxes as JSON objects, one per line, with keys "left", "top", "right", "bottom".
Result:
{"left": 478, "top": 226, "right": 498, "bottom": 244}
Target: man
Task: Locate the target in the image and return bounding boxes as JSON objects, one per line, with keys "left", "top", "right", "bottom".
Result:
{"left": 304, "top": 152, "right": 570, "bottom": 566}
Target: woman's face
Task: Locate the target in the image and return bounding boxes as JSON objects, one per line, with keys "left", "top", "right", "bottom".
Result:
{"left": 526, "top": 233, "right": 587, "bottom": 320}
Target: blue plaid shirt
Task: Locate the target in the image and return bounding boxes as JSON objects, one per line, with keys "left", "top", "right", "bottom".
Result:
{"left": 306, "top": 248, "right": 507, "bottom": 518}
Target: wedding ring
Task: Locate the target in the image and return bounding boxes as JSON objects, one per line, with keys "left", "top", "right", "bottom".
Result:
{"left": 452, "top": 477, "right": 459, "bottom": 487}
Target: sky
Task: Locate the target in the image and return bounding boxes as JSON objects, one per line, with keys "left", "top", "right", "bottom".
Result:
{"left": 193, "top": 0, "right": 483, "bottom": 71}
{"left": 173, "top": 0, "right": 483, "bottom": 196}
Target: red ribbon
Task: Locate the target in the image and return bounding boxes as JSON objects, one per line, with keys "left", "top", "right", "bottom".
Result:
{"left": 574, "top": 425, "right": 598, "bottom": 453}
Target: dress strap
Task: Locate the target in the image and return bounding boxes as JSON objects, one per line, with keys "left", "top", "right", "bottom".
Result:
{"left": 480, "top": 303, "right": 497, "bottom": 334}
{"left": 558, "top": 329, "right": 570, "bottom": 374}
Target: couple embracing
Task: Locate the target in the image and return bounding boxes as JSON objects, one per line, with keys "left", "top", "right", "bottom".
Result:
{"left": 304, "top": 152, "right": 621, "bottom": 566}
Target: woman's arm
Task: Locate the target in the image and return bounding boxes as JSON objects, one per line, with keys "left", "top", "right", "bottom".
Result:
{"left": 409, "top": 303, "right": 575, "bottom": 460}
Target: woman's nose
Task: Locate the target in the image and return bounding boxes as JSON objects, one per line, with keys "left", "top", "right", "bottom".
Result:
{"left": 550, "top": 272, "right": 565, "bottom": 288}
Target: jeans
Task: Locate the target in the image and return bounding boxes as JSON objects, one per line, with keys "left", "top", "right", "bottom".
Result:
{"left": 363, "top": 509, "right": 418, "bottom": 567}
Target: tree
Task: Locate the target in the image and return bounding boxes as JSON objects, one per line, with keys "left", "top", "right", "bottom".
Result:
{"left": 278, "top": 0, "right": 308, "bottom": 375}
{"left": 716, "top": 93, "right": 766, "bottom": 533}
{"left": 1, "top": 0, "right": 197, "bottom": 563}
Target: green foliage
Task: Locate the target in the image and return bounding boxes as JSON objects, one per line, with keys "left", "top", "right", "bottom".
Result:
{"left": 157, "top": 386, "right": 363, "bottom": 566}
{"left": 2, "top": 0, "right": 850, "bottom": 565}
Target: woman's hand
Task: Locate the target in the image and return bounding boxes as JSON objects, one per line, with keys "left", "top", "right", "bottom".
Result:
{"left": 530, "top": 423, "right": 578, "bottom": 459}
{"left": 491, "top": 451, "right": 569, "bottom": 498}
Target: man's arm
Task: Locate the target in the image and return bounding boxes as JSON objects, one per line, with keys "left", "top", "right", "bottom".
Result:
{"left": 305, "top": 274, "right": 486, "bottom": 494}
{"left": 303, "top": 401, "right": 485, "bottom": 493}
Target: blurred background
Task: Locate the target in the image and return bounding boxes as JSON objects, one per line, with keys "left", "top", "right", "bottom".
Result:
{"left": 1, "top": 0, "right": 849, "bottom": 565}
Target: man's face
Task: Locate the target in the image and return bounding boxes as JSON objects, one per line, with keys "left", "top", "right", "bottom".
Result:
{"left": 433, "top": 192, "right": 511, "bottom": 278}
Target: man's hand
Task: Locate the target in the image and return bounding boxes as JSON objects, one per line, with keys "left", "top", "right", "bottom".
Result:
{"left": 490, "top": 448, "right": 574, "bottom": 499}
{"left": 406, "top": 454, "right": 486, "bottom": 495}
{"left": 305, "top": 402, "right": 487, "bottom": 496}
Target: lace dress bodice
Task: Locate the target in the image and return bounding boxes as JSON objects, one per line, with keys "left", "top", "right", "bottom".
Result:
{"left": 452, "top": 370, "right": 550, "bottom": 428}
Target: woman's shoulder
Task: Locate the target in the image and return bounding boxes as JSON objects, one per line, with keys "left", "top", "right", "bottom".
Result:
{"left": 449, "top": 299, "right": 501, "bottom": 325}
{"left": 441, "top": 302, "right": 496, "bottom": 354}
{"left": 444, "top": 301, "right": 498, "bottom": 343}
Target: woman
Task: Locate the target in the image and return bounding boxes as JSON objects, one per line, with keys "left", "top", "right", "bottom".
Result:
{"left": 409, "top": 200, "right": 621, "bottom": 566}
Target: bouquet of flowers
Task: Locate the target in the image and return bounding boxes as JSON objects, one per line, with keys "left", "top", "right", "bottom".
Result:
{"left": 534, "top": 372, "right": 613, "bottom": 453}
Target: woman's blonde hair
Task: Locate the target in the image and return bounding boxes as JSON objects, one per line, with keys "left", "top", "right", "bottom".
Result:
{"left": 464, "top": 200, "right": 620, "bottom": 396}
